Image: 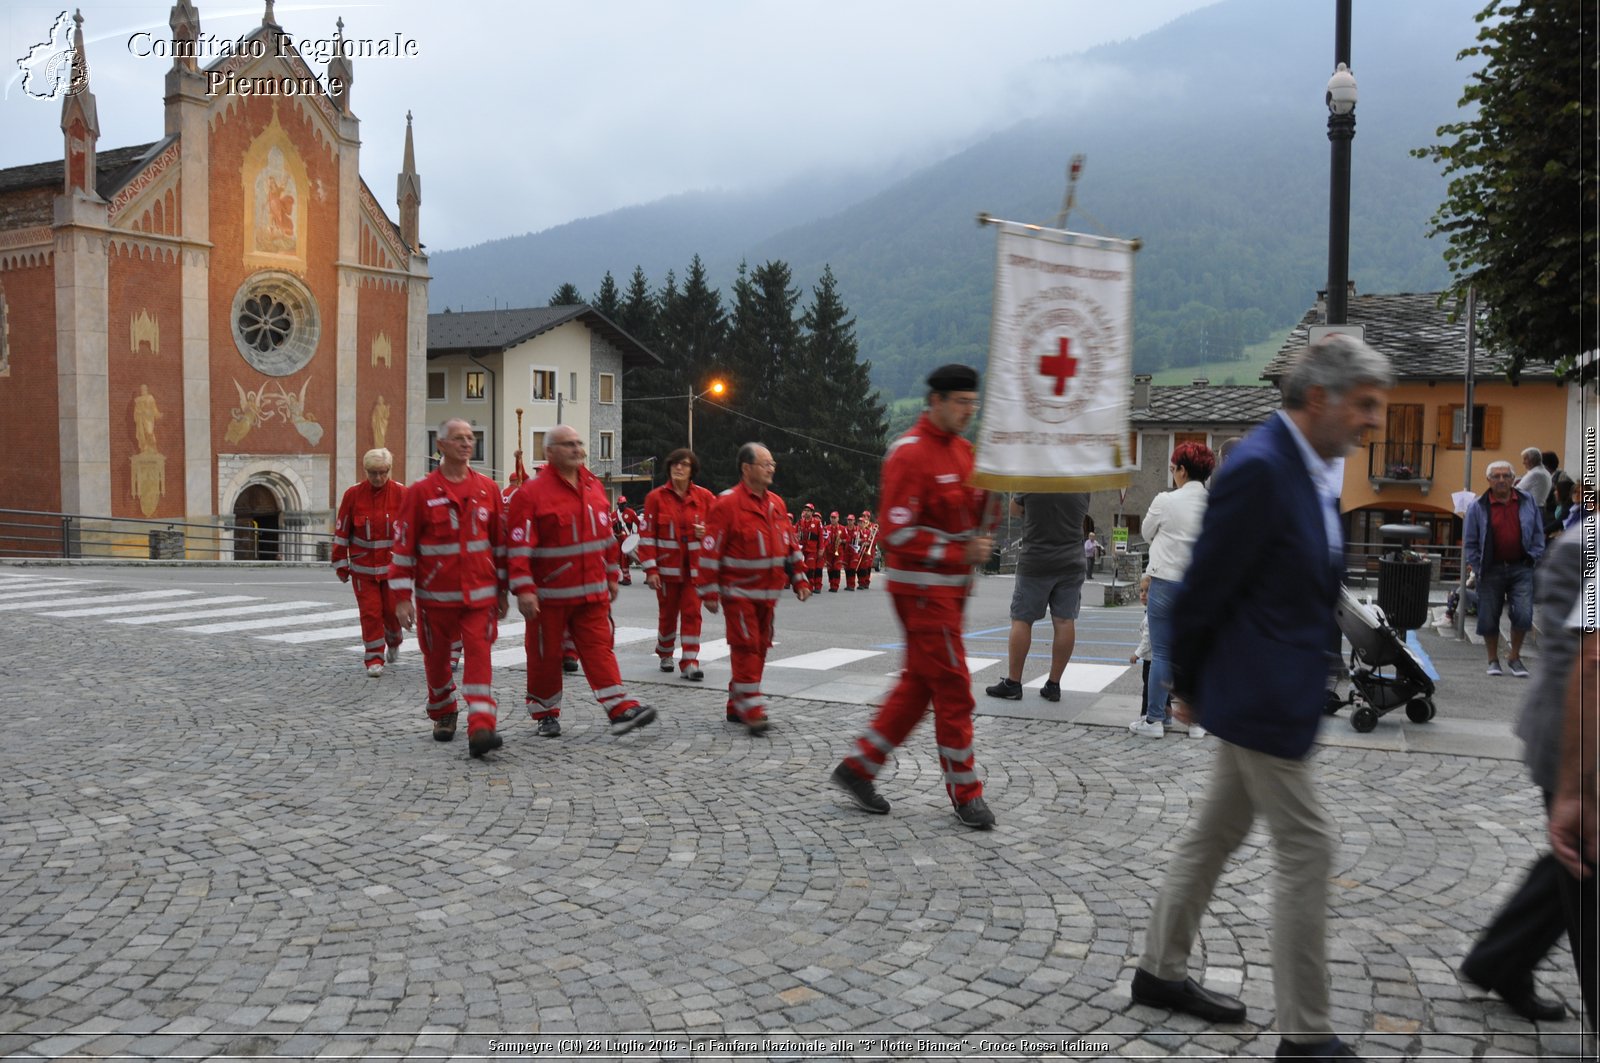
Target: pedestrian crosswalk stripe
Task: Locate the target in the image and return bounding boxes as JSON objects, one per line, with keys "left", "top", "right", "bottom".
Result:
{"left": 1023, "top": 662, "right": 1128, "bottom": 693}
{"left": 0, "top": 589, "right": 196, "bottom": 612}
{"left": 112, "top": 599, "right": 306, "bottom": 625}
{"left": 769, "top": 647, "right": 883, "bottom": 670}
{"left": 260, "top": 625, "right": 369, "bottom": 644}
{"left": 698, "top": 638, "right": 731, "bottom": 662}
{"left": 41, "top": 595, "right": 260, "bottom": 619}
{"left": 965, "top": 656, "right": 1001, "bottom": 673}
{"left": 178, "top": 608, "right": 363, "bottom": 634}
{"left": 0, "top": 586, "right": 103, "bottom": 603}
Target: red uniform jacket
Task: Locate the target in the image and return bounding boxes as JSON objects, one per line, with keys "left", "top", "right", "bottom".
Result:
{"left": 332, "top": 479, "right": 405, "bottom": 580}
{"left": 389, "top": 469, "right": 507, "bottom": 606}
{"left": 798, "top": 511, "right": 824, "bottom": 565}
{"left": 879, "top": 413, "right": 986, "bottom": 599}
{"left": 639, "top": 482, "right": 716, "bottom": 584}
{"left": 699, "top": 483, "right": 806, "bottom": 605}
{"left": 506, "top": 463, "right": 621, "bottom": 604}
{"left": 821, "top": 522, "right": 845, "bottom": 566}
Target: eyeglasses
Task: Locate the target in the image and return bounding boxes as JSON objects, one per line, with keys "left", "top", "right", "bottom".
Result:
{"left": 548, "top": 440, "right": 583, "bottom": 448}
{"left": 947, "top": 397, "right": 981, "bottom": 409}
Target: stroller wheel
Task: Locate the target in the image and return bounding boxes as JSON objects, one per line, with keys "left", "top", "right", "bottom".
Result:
{"left": 1405, "top": 697, "right": 1436, "bottom": 724}
{"left": 1351, "top": 705, "right": 1380, "bottom": 733}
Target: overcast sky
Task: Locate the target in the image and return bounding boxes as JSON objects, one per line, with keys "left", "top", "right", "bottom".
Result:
{"left": 3, "top": 1, "right": 1214, "bottom": 250}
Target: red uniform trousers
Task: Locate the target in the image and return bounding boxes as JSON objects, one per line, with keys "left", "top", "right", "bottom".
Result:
{"left": 526, "top": 600, "right": 641, "bottom": 722}
{"left": 417, "top": 604, "right": 498, "bottom": 737}
{"left": 827, "top": 557, "right": 844, "bottom": 592}
{"left": 561, "top": 630, "right": 578, "bottom": 666}
{"left": 724, "top": 597, "right": 775, "bottom": 724}
{"left": 352, "top": 576, "right": 402, "bottom": 667}
{"left": 844, "top": 594, "right": 981, "bottom": 805}
{"left": 804, "top": 545, "right": 823, "bottom": 592}
{"left": 855, "top": 559, "right": 873, "bottom": 590}
{"left": 844, "top": 558, "right": 859, "bottom": 591}
{"left": 654, "top": 580, "right": 704, "bottom": 673}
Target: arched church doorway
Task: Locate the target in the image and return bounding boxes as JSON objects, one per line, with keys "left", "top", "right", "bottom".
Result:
{"left": 233, "top": 482, "right": 282, "bottom": 560}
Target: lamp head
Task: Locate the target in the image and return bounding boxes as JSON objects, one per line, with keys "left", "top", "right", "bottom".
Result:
{"left": 1326, "top": 62, "right": 1357, "bottom": 116}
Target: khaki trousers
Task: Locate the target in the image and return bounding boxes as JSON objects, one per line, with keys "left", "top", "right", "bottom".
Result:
{"left": 1140, "top": 739, "right": 1337, "bottom": 1039}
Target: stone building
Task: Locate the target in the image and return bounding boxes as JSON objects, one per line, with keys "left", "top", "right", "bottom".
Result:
{"left": 0, "top": 2, "right": 426, "bottom": 557}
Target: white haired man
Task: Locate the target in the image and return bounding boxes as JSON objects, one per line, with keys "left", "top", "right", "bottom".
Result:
{"left": 1463, "top": 459, "right": 1546, "bottom": 678}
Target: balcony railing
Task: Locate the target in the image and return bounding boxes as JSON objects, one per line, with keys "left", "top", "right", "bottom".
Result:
{"left": 1367, "top": 442, "right": 1436, "bottom": 493}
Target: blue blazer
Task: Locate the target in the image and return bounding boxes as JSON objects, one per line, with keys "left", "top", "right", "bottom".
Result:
{"left": 1169, "top": 414, "right": 1343, "bottom": 760}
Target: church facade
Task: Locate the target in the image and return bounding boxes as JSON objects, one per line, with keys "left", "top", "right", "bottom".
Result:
{"left": 0, "top": 2, "right": 427, "bottom": 557}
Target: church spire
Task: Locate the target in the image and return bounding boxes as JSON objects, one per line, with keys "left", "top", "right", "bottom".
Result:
{"left": 327, "top": 16, "right": 354, "bottom": 114}
{"left": 397, "top": 110, "right": 422, "bottom": 251}
{"left": 168, "top": 0, "right": 200, "bottom": 72}
{"left": 262, "top": 0, "right": 276, "bottom": 27}
{"left": 60, "top": 9, "right": 100, "bottom": 196}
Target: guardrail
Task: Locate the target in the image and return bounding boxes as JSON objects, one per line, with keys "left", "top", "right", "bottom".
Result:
{"left": 0, "top": 508, "right": 337, "bottom": 562}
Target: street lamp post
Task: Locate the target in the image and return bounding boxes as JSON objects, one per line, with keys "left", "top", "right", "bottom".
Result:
{"left": 687, "top": 380, "right": 725, "bottom": 453}
{"left": 1325, "top": 0, "right": 1357, "bottom": 325}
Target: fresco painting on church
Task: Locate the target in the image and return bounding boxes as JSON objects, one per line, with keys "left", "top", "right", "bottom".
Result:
{"left": 240, "top": 109, "right": 309, "bottom": 269}
{"left": 130, "top": 383, "right": 166, "bottom": 517}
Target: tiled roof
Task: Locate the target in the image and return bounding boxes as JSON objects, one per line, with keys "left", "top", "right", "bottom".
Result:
{"left": 1133, "top": 384, "right": 1281, "bottom": 426}
{"left": 1262, "top": 291, "right": 1557, "bottom": 381}
{"left": 427, "top": 304, "right": 662, "bottom": 369}
{"left": 0, "top": 139, "right": 168, "bottom": 199}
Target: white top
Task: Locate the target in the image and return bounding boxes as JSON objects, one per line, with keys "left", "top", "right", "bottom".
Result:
{"left": 1278, "top": 410, "right": 1345, "bottom": 562}
{"left": 1142, "top": 480, "right": 1210, "bottom": 582}
{"left": 1519, "top": 465, "right": 1553, "bottom": 508}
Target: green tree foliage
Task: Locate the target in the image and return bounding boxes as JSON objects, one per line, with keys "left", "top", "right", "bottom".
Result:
{"left": 590, "top": 271, "right": 621, "bottom": 319}
{"left": 548, "top": 282, "right": 583, "bottom": 306}
{"left": 617, "top": 266, "right": 657, "bottom": 345}
{"left": 1414, "top": 0, "right": 1597, "bottom": 381}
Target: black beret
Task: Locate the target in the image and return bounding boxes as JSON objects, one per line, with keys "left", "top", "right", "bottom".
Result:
{"left": 926, "top": 363, "right": 979, "bottom": 392}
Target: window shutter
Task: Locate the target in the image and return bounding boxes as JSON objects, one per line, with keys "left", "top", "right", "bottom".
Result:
{"left": 1482, "top": 406, "right": 1502, "bottom": 450}
{"left": 1436, "top": 406, "right": 1454, "bottom": 448}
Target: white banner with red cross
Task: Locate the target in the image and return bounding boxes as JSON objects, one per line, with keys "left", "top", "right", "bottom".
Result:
{"left": 972, "top": 219, "right": 1137, "bottom": 492}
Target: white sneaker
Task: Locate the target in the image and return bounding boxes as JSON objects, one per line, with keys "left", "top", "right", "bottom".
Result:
{"left": 366, "top": 663, "right": 384, "bottom": 677}
{"left": 1128, "top": 717, "right": 1164, "bottom": 739}
{"left": 386, "top": 644, "right": 400, "bottom": 664}
{"left": 1190, "top": 723, "right": 1208, "bottom": 738}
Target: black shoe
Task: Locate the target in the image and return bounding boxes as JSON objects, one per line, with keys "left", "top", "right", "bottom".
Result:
{"left": 1130, "top": 968, "right": 1247, "bottom": 1024}
{"left": 468, "top": 729, "right": 502, "bottom": 758}
{"left": 1275, "top": 1036, "right": 1361, "bottom": 1060}
{"left": 683, "top": 666, "right": 704, "bottom": 681}
{"left": 432, "top": 712, "right": 457, "bottom": 743}
{"left": 828, "top": 587, "right": 837, "bottom": 593}
{"left": 745, "top": 715, "right": 770, "bottom": 737}
{"left": 609, "top": 704, "right": 656, "bottom": 735}
{"left": 1040, "top": 680, "right": 1061, "bottom": 702}
{"left": 562, "top": 657, "right": 579, "bottom": 674}
{"left": 726, "top": 710, "right": 740, "bottom": 724}
{"left": 985, "top": 677, "right": 1023, "bottom": 700}
{"left": 535, "top": 716, "right": 561, "bottom": 739}
{"left": 1462, "top": 967, "right": 1567, "bottom": 1022}
{"left": 954, "top": 796, "right": 996, "bottom": 830}
{"left": 830, "top": 762, "right": 890, "bottom": 814}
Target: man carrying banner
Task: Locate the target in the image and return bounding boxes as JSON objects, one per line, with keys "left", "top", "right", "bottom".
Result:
{"left": 831, "top": 363, "right": 996, "bottom": 830}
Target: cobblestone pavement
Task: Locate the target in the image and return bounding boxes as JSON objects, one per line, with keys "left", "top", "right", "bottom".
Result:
{"left": 0, "top": 592, "right": 1590, "bottom": 1062}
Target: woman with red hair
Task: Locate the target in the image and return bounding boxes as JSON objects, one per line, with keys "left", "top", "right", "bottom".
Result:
{"left": 1131, "top": 441, "right": 1217, "bottom": 739}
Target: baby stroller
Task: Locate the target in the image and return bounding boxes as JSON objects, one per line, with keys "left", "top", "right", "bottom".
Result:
{"left": 1331, "top": 585, "right": 1436, "bottom": 733}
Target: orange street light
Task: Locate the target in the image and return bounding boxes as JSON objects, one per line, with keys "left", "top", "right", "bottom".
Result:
{"left": 689, "top": 380, "right": 728, "bottom": 452}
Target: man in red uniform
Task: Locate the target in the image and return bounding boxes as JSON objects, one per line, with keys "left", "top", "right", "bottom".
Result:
{"left": 391, "top": 419, "right": 510, "bottom": 758}
{"left": 822, "top": 511, "right": 845, "bottom": 592}
{"left": 640, "top": 447, "right": 716, "bottom": 680}
{"left": 856, "top": 509, "right": 878, "bottom": 590}
{"left": 509, "top": 425, "right": 655, "bottom": 738}
{"left": 798, "top": 503, "right": 824, "bottom": 593}
{"left": 841, "top": 514, "right": 862, "bottom": 591}
{"left": 700, "top": 442, "right": 811, "bottom": 735}
{"left": 831, "top": 364, "right": 997, "bottom": 830}
{"left": 333, "top": 447, "right": 406, "bottom": 676}
{"left": 613, "top": 495, "right": 640, "bottom": 586}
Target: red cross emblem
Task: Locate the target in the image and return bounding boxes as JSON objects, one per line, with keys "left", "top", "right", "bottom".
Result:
{"left": 1038, "top": 337, "right": 1079, "bottom": 396}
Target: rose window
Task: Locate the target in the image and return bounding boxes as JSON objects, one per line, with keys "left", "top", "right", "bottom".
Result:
{"left": 230, "top": 272, "right": 320, "bottom": 376}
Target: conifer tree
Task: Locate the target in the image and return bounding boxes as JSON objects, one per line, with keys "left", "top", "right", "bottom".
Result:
{"left": 548, "top": 282, "right": 583, "bottom": 307}
{"left": 591, "top": 271, "right": 621, "bottom": 320}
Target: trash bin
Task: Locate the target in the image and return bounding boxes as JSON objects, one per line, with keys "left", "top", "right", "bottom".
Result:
{"left": 148, "top": 528, "right": 184, "bottom": 560}
{"left": 1375, "top": 521, "right": 1430, "bottom": 631}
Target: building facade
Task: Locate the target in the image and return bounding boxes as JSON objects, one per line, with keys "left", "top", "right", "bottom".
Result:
{"left": 425, "top": 305, "right": 661, "bottom": 498}
{"left": 0, "top": 3, "right": 427, "bottom": 557}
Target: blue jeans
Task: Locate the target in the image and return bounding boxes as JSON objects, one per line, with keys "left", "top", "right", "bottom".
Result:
{"left": 1144, "top": 576, "right": 1180, "bottom": 723}
{"left": 1476, "top": 560, "right": 1534, "bottom": 638}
